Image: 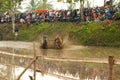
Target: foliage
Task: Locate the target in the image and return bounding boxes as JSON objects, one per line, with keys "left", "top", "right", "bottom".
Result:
{"left": 0, "top": 23, "right": 41, "bottom": 41}
{"left": 68, "top": 3, "right": 76, "bottom": 10}
{"left": 1, "top": 21, "right": 120, "bottom": 47}
{"left": 57, "top": 0, "right": 63, "bottom": 2}
{"left": 114, "top": 12, "right": 120, "bottom": 20}
{"left": 0, "top": 22, "right": 72, "bottom": 41}
{"left": 63, "top": 0, "right": 85, "bottom": 18}
{"left": 69, "top": 22, "right": 120, "bottom": 47}
{"left": 67, "top": 0, "right": 72, "bottom": 3}
{"left": 37, "top": 0, "right": 53, "bottom": 10}
{"left": 24, "top": 0, "right": 53, "bottom": 12}
{"left": 118, "top": 2, "right": 120, "bottom": 6}
{"left": 25, "top": 0, "right": 40, "bottom": 13}
{"left": 17, "top": 25, "right": 41, "bottom": 41}
{"left": 0, "top": 0, "right": 23, "bottom": 13}
{"left": 86, "top": 0, "right": 91, "bottom": 8}
{"left": 0, "top": 0, "right": 23, "bottom": 33}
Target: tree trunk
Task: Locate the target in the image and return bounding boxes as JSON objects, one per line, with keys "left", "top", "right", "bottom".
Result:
{"left": 93, "top": 0, "right": 94, "bottom": 7}
{"left": 80, "top": 0, "right": 84, "bottom": 21}
{"left": 12, "top": 14, "right": 15, "bottom": 33}
{"left": 110, "top": 0, "right": 113, "bottom": 6}
{"left": 12, "top": 2, "right": 16, "bottom": 33}
{"left": 104, "top": 0, "right": 106, "bottom": 6}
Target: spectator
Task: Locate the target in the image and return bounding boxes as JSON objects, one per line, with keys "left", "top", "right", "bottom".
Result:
{"left": 14, "top": 27, "right": 19, "bottom": 40}
{"left": 105, "top": 20, "right": 110, "bottom": 27}
{"left": 0, "top": 31, "right": 3, "bottom": 40}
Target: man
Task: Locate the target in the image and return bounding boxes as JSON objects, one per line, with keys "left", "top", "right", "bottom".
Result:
{"left": 0, "top": 31, "right": 2, "bottom": 40}
{"left": 41, "top": 35, "right": 48, "bottom": 49}
{"left": 14, "top": 27, "right": 19, "bottom": 40}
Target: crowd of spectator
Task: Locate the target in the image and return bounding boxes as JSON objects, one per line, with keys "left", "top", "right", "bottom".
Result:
{"left": 0, "top": 5, "right": 120, "bottom": 24}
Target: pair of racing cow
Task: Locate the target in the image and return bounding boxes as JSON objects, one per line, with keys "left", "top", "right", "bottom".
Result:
{"left": 41, "top": 34, "right": 63, "bottom": 49}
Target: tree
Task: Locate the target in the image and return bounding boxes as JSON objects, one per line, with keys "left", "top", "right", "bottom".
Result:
{"left": 37, "top": 0, "right": 53, "bottom": 10}
{"left": 74, "top": 0, "right": 85, "bottom": 20}
{"left": 68, "top": 3, "right": 76, "bottom": 10}
{"left": 110, "top": 0, "right": 113, "bottom": 6}
{"left": 58, "top": 0, "right": 63, "bottom": 2}
{"left": 0, "top": 0, "right": 23, "bottom": 33}
{"left": 67, "top": 0, "right": 76, "bottom": 10}
{"left": 58, "top": 0, "right": 85, "bottom": 20}
{"left": 25, "top": 0, "right": 53, "bottom": 12}
{"left": 118, "top": 2, "right": 120, "bottom": 7}
{"left": 86, "top": 0, "right": 91, "bottom": 8}
{"left": 25, "top": 0, "right": 40, "bottom": 13}
{"left": 67, "top": 0, "right": 72, "bottom": 3}
{"left": 104, "top": 0, "right": 106, "bottom": 6}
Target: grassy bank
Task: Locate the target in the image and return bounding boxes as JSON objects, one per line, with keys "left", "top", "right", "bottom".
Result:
{"left": 69, "top": 21, "right": 120, "bottom": 47}
{"left": 0, "top": 21, "right": 120, "bottom": 47}
{"left": 0, "top": 22, "right": 73, "bottom": 41}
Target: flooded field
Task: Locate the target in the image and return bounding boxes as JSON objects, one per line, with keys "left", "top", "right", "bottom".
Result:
{"left": 0, "top": 64, "right": 63, "bottom": 80}
{"left": 0, "top": 41, "right": 120, "bottom": 59}
{"left": 0, "top": 51, "right": 120, "bottom": 80}
{"left": 1, "top": 45, "right": 120, "bottom": 59}
{"left": 0, "top": 41, "right": 120, "bottom": 80}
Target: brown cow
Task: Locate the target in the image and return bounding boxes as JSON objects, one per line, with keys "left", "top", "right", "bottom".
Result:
{"left": 54, "top": 35, "right": 63, "bottom": 49}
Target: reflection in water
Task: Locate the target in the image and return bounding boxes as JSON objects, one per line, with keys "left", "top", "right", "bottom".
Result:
{"left": 41, "top": 49, "right": 48, "bottom": 56}
{"left": 0, "top": 58, "right": 120, "bottom": 80}
{"left": 0, "top": 61, "right": 110, "bottom": 80}
{"left": 41, "top": 49, "right": 63, "bottom": 58}
{"left": 0, "top": 48, "right": 120, "bottom": 80}
{"left": 0, "top": 64, "right": 63, "bottom": 80}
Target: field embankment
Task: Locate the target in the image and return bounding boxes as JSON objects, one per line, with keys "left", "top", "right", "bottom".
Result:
{"left": 0, "top": 21, "right": 120, "bottom": 47}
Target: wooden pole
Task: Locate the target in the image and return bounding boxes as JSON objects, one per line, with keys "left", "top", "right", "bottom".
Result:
{"left": 108, "top": 56, "right": 115, "bottom": 80}
{"left": 16, "top": 56, "right": 38, "bottom": 80}
{"left": 33, "top": 43, "right": 36, "bottom": 80}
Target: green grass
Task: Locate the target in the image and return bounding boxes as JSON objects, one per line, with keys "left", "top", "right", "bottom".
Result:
{"left": 0, "top": 22, "right": 73, "bottom": 41}
{"left": 69, "top": 21, "right": 120, "bottom": 47}
{"left": 1, "top": 21, "right": 120, "bottom": 47}
{"left": 18, "top": 25, "right": 41, "bottom": 41}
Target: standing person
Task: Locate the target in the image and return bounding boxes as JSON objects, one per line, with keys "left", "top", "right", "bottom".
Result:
{"left": 0, "top": 31, "right": 3, "bottom": 40}
{"left": 26, "top": 19, "right": 30, "bottom": 27}
{"left": 20, "top": 18, "right": 25, "bottom": 24}
{"left": 92, "top": 12, "right": 97, "bottom": 21}
{"left": 1, "top": 17, "right": 4, "bottom": 23}
{"left": 105, "top": 19, "right": 110, "bottom": 27}
{"left": 26, "top": 13, "right": 31, "bottom": 27}
{"left": 41, "top": 35, "right": 48, "bottom": 49}
{"left": 14, "top": 27, "right": 19, "bottom": 40}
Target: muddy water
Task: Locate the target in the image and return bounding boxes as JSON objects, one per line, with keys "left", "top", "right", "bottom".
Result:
{"left": 0, "top": 51, "right": 120, "bottom": 80}
{"left": 0, "top": 41, "right": 120, "bottom": 79}
{"left": 0, "top": 41, "right": 120, "bottom": 59}
{"left": 0, "top": 64, "right": 63, "bottom": 80}
{"left": 38, "top": 45, "right": 120, "bottom": 60}
{"left": 0, "top": 60, "right": 108, "bottom": 80}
